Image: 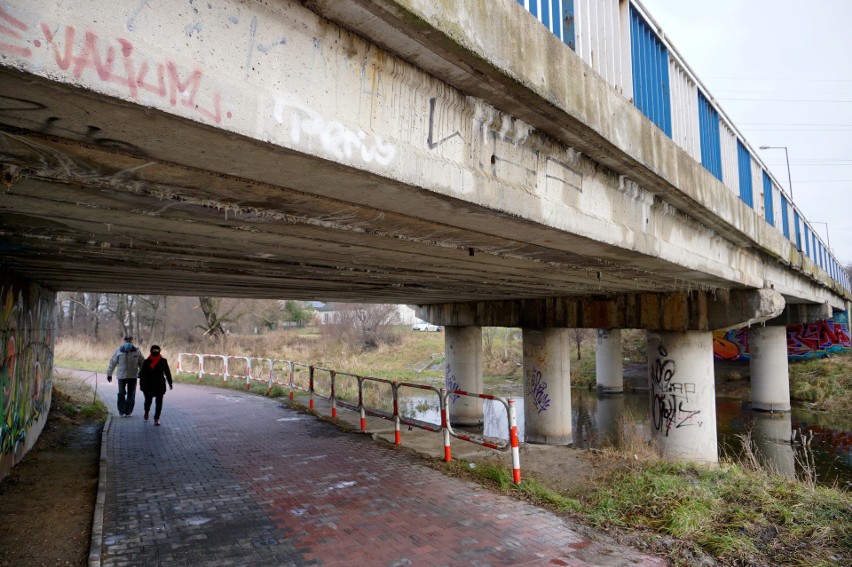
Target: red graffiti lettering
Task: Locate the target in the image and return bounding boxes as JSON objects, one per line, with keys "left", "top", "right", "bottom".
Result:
{"left": 135, "top": 61, "right": 167, "bottom": 98}
{"left": 40, "top": 24, "right": 75, "bottom": 70}
{"left": 73, "top": 31, "right": 117, "bottom": 80}
{"left": 4, "top": 13, "right": 226, "bottom": 125}
{"left": 0, "top": 7, "right": 31, "bottom": 58}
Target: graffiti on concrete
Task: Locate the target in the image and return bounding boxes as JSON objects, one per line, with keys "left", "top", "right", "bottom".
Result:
{"left": 650, "top": 344, "right": 702, "bottom": 436}
{"left": 525, "top": 366, "right": 551, "bottom": 414}
{"left": 713, "top": 316, "right": 851, "bottom": 361}
{"left": 0, "top": 6, "right": 227, "bottom": 124}
{"left": 1, "top": 280, "right": 55, "bottom": 465}
{"left": 273, "top": 97, "right": 397, "bottom": 166}
{"left": 445, "top": 363, "right": 460, "bottom": 404}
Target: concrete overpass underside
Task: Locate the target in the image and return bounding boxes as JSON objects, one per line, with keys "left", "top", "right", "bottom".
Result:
{"left": 0, "top": 69, "right": 768, "bottom": 312}
{"left": 1, "top": 0, "right": 847, "bottom": 318}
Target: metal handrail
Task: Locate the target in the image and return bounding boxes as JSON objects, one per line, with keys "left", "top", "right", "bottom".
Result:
{"left": 173, "top": 353, "right": 523, "bottom": 483}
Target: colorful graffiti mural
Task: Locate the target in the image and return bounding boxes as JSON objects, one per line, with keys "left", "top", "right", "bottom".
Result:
{"left": 1, "top": 276, "right": 55, "bottom": 477}
{"left": 713, "top": 314, "right": 851, "bottom": 361}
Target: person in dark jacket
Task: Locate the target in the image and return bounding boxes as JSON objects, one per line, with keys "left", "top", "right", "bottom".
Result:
{"left": 106, "top": 335, "right": 145, "bottom": 417}
{"left": 139, "top": 345, "right": 173, "bottom": 426}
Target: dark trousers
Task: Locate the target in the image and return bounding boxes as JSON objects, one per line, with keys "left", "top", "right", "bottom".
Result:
{"left": 143, "top": 393, "right": 164, "bottom": 420}
{"left": 117, "top": 378, "right": 137, "bottom": 415}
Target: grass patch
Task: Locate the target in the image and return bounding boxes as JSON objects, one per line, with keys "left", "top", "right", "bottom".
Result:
{"left": 441, "top": 459, "right": 583, "bottom": 514}
{"left": 789, "top": 350, "right": 852, "bottom": 411}
{"left": 562, "top": 459, "right": 851, "bottom": 566}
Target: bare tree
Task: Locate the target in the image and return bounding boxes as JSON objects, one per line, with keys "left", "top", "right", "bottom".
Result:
{"left": 570, "top": 328, "right": 594, "bottom": 360}
{"left": 197, "top": 297, "right": 232, "bottom": 338}
{"left": 326, "top": 303, "right": 401, "bottom": 350}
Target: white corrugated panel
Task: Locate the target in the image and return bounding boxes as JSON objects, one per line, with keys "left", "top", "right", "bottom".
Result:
{"left": 668, "top": 57, "right": 700, "bottom": 160}
{"left": 574, "top": 0, "right": 626, "bottom": 92}
{"left": 751, "top": 158, "right": 763, "bottom": 217}
{"left": 719, "top": 121, "right": 739, "bottom": 194}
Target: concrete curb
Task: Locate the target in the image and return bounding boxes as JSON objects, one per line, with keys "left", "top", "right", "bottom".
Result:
{"left": 87, "top": 408, "right": 112, "bottom": 567}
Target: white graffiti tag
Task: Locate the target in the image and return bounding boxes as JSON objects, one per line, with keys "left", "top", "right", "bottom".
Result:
{"left": 273, "top": 97, "right": 396, "bottom": 166}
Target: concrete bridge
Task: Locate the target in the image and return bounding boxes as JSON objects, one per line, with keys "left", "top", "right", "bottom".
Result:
{"left": 1, "top": 0, "right": 850, "bottom": 476}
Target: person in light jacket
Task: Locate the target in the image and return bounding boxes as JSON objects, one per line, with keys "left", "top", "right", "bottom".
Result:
{"left": 139, "top": 344, "right": 173, "bottom": 426}
{"left": 106, "top": 335, "right": 145, "bottom": 417}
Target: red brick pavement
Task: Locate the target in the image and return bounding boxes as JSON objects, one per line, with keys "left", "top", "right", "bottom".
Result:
{"left": 97, "top": 381, "right": 666, "bottom": 566}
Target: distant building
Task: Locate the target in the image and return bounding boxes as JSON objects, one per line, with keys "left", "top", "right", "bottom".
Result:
{"left": 310, "top": 302, "right": 417, "bottom": 325}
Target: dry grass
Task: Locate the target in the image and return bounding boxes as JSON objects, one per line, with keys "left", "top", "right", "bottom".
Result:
{"left": 54, "top": 336, "right": 115, "bottom": 368}
{"left": 50, "top": 369, "right": 108, "bottom": 421}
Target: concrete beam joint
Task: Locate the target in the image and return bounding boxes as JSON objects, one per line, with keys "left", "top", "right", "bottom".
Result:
{"left": 417, "top": 289, "right": 785, "bottom": 332}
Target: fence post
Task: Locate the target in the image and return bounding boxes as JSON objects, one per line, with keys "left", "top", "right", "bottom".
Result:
{"left": 393, "top": 382, "right": 401, "bottom": 445}
{"left": 309, "top": 366, "right": 314, "bottom": 410}
{"left": 330, "top": 370, "right": 337, "bottom": 419}
{"left": 508, "top": 398, "right": 521, "bottom": 484}
{"left": 289, "top": 361, "right": 295, "bottom": 400}
{"left": 358, "top": 376, "right": 366, "bottom": 432}
{"left": 441, "top": 388, "right": 451, "bottom": 462}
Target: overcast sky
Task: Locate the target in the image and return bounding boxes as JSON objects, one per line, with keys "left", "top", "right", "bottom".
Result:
{"left": 638, "top": 0, "right": 852, "bottom": 267}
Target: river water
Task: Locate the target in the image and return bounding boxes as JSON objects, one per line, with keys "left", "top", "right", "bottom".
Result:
{"left": 397, "top": 389, "right": 852, "bottom": 489}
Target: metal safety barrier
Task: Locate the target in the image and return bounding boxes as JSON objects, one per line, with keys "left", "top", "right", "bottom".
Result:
{"left": 175, "top": 352, "right": 522, "bottom": 483}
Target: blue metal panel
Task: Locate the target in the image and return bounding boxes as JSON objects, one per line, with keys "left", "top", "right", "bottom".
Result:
{"left": 762, "top": 172, "right": 774, "bottom": 226}
{"left": 563, "top": 0, "right": 575, "bottom": 50}
{"left": 629, "top": 6, "right": 672, "bottom": 136}
{"left": 794, "top": 211, "right": 802, "bottom": 249}
{"left": 517, "top": 1, "right": 571, "bottom": 48}
{"left": 553, "top": 0, "right": 563, "bottom": 41}
{"left": 780, "top": 197, "right": 790, "bottom": 239}
{"left": 805, "top": 228, "right": 811, "bottom": 259}
{"left": 737, "top": 141, "right": 753, "bottom": 208}
{"left": 697, "top": 92, "right": 722, "bottom": 181}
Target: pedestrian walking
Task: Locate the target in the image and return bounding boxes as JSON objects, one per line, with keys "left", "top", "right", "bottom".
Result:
{"left": 106, "top": 335, "right": 144, "bottom": 417}
{"left": 139, "top": 344, "right": 173, "bottom": 426}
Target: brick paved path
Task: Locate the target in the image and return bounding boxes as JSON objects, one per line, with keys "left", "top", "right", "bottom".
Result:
{"left": 98, "top": 382, "right": 666, "bottom": 566}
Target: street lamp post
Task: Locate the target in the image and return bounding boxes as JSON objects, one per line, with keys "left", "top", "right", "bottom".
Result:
{"left": 759, "top": 145, "right": 794, "bottom": 201}
{"left": 812, "top": 221, "right": 831, "bottom": 251}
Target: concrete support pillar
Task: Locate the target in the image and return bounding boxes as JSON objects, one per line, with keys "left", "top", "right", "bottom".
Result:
{"left": 595, "top": 328, "right": 623, "bottom": 393}
{"left": 522, "top": 328, "right": 572, "bottom": 445}
{"left": 444, "top": 326, "right": 483, "bottom": 426}
{"left": 749, "top": 325, "right": 791, "bottom": 412}
{"left": 647, "top": 331, "right": 718, "bottom": 464}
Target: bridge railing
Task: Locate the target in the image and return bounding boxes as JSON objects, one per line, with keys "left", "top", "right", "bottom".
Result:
{"left": 175, "top": 352, "right": 522, "bottom": 483}
{"left": 516, "top": 0, "right": 850, "bottom": 293}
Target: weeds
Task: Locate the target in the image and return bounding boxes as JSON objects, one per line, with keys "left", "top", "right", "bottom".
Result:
{"left": 789, "top": 351, "right": 852, "bottom": 411}
{"left": 51, "top": 370, "right": 108, "bottom": 423}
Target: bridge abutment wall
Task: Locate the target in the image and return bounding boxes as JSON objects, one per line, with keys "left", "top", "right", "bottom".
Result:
{"left": 0, "top": 270, "right": 56, "bottom": 480}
